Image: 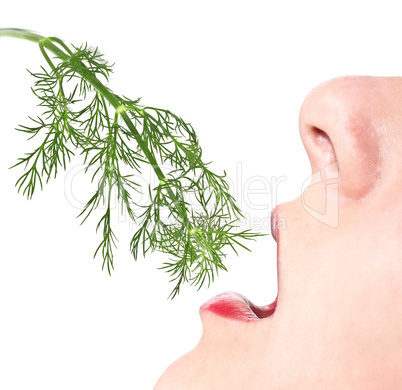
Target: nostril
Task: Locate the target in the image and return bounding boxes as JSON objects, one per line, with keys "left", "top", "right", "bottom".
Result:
{"left": 310, "top": 126, "right": 337, "bottom": 166}
{"left": 312, "top": 127, "right": 335, "bottom": 157}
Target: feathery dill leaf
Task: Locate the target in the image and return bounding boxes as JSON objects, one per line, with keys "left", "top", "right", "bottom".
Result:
{"left": 0, "top": 28, "right": 262, "bottom": 298}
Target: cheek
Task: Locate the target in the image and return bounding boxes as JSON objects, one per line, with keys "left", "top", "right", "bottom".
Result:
{"left": 336, "top": 113, "right": 382, "bottom": 199}
{"left": 317, "top": 204, "right": 402, "bottom": 347}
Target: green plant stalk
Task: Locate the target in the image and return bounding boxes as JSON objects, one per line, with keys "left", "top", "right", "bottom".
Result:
{"left": 1, "top": 29, "right": 190, "bottom": 227}
{"left": 21, "top": 30, "right": 182, "bottom": 211}
{"left": 0, "top": 28, "right": 262, "bottom": 298}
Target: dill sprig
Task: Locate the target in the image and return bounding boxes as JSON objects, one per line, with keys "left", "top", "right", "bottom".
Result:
{"left": 0, "top": 28, "right": 262, "bottom": 298}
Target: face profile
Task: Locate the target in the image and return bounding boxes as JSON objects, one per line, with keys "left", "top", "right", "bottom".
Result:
{"left": 155, "top": 76, "right": 402, "bottom": 389}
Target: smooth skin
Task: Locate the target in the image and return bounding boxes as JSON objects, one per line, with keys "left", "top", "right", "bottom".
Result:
{"left": 155, "top": 76, "right": 402, "bottom": 389}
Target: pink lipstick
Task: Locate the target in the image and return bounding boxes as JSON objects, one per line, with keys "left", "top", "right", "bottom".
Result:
{"left": 200, "top": 291, "right": 277, "bottom": 322}
{"left": 200, "top": 207, "right": 280, "bottom": 322}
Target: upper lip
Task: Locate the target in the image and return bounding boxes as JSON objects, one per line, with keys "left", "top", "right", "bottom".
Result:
{"left": 271, "top": 206, "right": 278, "bottom": 242}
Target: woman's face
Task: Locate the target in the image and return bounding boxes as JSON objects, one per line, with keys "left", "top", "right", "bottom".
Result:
{"left": 155, "top": 76, "right": 402, "bottom": 389}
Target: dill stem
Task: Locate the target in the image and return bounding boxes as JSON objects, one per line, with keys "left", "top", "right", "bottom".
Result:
{"left": 0, "top": 28, "right": 191, "bottom": 227}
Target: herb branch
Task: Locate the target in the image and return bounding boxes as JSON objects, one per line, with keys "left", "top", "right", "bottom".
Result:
{"left": 0, "top": 28, "right": 262, "bottom": 298}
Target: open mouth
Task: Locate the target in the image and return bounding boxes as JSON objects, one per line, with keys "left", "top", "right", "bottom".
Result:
{"left": 199, "top": 207, "right": 280, "bottom": 322}
{"left": 199, "top": 292, "right": 278, "bottom": 321}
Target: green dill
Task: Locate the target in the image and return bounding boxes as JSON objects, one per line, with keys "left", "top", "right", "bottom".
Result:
{"left": 0, "top": 28, "right": 262, "bottom": 298}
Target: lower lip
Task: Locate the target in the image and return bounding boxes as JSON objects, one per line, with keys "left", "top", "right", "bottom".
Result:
{"left": 200, "top": 292, "right": 277, "bottom": 322}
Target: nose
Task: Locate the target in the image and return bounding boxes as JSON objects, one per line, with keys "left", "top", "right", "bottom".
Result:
{"left": 299, "top": 76, "right": 396, "bottom": 200}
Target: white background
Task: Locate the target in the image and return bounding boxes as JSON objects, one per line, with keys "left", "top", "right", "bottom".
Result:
{"left": 1, "top": 1, "right": 402, "bottom": 388}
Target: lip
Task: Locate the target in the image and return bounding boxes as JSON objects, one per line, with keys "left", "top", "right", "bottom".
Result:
{"left": 200, "top": 207, "right": 280, "bottom": 322}
{"left": 200, "top": 291, "right": 278, "bottom": 322}
{"left": 271, "top": 205, "right": 279, "bottom": 242}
